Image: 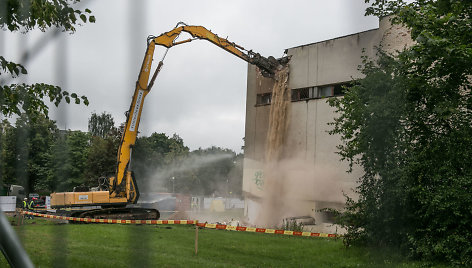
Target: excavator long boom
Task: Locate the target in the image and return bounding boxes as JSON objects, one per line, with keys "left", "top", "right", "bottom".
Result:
{"left": 110, "top": 22, "right": 288, "bottom": 201}
{"left": 151, "top": 23, "right": 285, "bottom": 77}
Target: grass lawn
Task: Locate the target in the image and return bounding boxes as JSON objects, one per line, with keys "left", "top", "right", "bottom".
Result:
{"left": 1, "top": 217, "right": 445, "bottom": 267}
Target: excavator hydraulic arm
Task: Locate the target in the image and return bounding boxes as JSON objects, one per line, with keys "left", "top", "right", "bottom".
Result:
{"left": 151, "top": 23, "right": 286, "bottom": 77}
{"left": 110, "top": 22, "right": 289, "bottom": 201}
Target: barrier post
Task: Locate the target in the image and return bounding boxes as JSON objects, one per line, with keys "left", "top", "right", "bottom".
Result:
{"left": 195, "top": 220, "right": 199, "bottom": 255}
{"left": 16, "top": 209, "right": 23, "bottom": 226}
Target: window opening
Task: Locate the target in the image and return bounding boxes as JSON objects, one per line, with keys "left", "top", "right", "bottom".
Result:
{"left": 318, "top": 86, "right": 333, "bottom": 98}
{"left": 291, "top": 87, "right": 312, "bottom": 101}
{"left": 284, "top": 82, "right": 351, "bottom": 103}
{"left": 256, "top": 93, "right": 272, "bottom": 105}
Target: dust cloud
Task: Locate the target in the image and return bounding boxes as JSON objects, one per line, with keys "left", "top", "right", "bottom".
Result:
{"left": 254, "top": 66, "right": 346, "bottom": 228}
{"left": 255, "top": 156, "right": 347, "bottom": 227}
{"left": 139, "top": 152, "right": 234, "bottom": 193}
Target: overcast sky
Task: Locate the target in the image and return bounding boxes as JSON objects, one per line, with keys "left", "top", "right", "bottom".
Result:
{"left": 1, "top": 0, "right": 378, "bottom": 153}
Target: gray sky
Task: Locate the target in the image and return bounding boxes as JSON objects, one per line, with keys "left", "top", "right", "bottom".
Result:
{"left": 1, "top": 0, "right": 378, "bottom": 153}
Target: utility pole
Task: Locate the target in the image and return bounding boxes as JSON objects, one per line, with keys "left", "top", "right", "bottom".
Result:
{"left": 171, "top": 177, "right": 175, "bottom": 193}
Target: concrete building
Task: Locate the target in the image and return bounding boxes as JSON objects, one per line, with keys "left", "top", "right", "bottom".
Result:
{"left": 242, "top": 17, "right": 412, "bottom": 231}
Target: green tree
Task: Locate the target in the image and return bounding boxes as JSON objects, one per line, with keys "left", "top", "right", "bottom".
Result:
{"left": 329, "top": 0, "right": 472, "bottom": 265}
{"left": 2, "top": 114, "right": 57, "bottom": 194}
{"left": 106, "top": 130, "right": 241, "bottom": 196}
{"left": 65, "top": 131, "right": 89, "bottom": 186}
{"left": 84, "top": 136, "right": 117, "bottom": 185}
{"left": 88, "top": 112, "right": 116, "bottom": 138}
{"left": 48, "top": 131, "right": 69, "bottom": 191}
{"left": 84, "top": 112, "right": 119, "bottom": 185}
{"left": 49, "top": 130, "right": 90, "bottom": 191}
{"left": 0, "top": 120, "right": 15, "bottom": 186}
{"left": 0, "top": 0, "right": 94, "bottom": 118}
{"left": 84, "top": 132, "right": 121, "bottom": 187}
{"left": 180, "top": 147, "right": 236, "bottom": 196}
{"left": 133, "top": 133, "right": 189, "bottom": 190}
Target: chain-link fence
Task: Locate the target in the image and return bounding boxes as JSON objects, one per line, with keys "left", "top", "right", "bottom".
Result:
{"left": 0, "top": 1, "right": 157, "bottom": 266}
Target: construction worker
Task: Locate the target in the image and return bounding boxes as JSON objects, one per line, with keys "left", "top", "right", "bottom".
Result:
{"left": 22, "top": 198, "right": 34, "bottom": 219}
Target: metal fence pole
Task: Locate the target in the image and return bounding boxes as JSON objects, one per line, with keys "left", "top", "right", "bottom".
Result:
{"left": 0, "top": 211, "right": 34, "bottom": 268}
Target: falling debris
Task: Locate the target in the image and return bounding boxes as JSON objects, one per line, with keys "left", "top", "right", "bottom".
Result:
{"left": 265, "top": 66, "right": 291, "bottom": 163}
{"left": 255, "top": 66, "right": 291, "bottom": 227}
{"left": 253, "top": 64, "right": 349, "bottom": 229}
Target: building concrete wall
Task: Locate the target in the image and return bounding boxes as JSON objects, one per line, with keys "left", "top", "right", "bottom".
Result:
{"left": 242, "top": 17, "right": 412, "bottom": 229}
{"left": 288, "top": 29, "right": 379, "bottom": 89}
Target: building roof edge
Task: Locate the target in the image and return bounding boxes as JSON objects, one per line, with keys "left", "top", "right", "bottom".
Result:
{"left": 287, "top": 27, "right": 379, "bottom": 51}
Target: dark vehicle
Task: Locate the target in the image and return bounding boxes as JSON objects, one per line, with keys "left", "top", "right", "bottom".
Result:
{"left": 33, "top": 196, "right": 46, "bottom": 209}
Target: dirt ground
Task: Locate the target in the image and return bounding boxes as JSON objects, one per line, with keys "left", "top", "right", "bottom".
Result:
{"left": 184, "top": 208, "right": 245, "bottom": 225}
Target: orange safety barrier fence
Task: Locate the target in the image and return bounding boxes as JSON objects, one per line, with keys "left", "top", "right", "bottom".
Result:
{"left": 21, "top": 210, "right": 339, "bottom": 238}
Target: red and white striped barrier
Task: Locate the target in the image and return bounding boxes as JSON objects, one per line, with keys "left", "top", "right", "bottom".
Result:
{"left": 21, "top": 211, "right": 195, "bottom": 225}
{"left": 21, "top": 211, "right": 339, "bottom": 238}
{"left": 196, "top": 222, "right": 338, "bottom": 238}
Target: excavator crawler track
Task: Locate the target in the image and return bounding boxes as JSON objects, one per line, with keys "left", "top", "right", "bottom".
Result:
{"left": 70, "top": 207, "right": 160, "bottom": 221}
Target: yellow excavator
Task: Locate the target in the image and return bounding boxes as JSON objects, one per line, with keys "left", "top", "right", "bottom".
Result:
{"left": 50, "top": 22, "right": 289, "bottom": 220}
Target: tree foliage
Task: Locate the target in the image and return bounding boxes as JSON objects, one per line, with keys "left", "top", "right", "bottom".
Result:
{"left": 133, "top": 133, "right": 189, "bottom": 190}
{"left": 83, "top": 135, "right": 118, "bottom": 184}
{"left": 0, "top": 0, "right": 95, "bottom": 32}
{"left": 0, "top": 120, "right": 15, "bottom": 186}
{"left": 84, "top": 112, "right": 121, "bottom": 184}
{"left": 0, "top": 0, "right": 93, "bottom": 119}
{"left": 1, "top": 114, "right": 58, "bottom": 194}
{"left": 0, "top": 83, "right": 89, "bottom": 118}
{"left": 133, "top": 134, "right": 242, "bottom": 196}
{"left": 47, "top": 130, "right": 90, "bottom": 191}
{"left": 88, "top": 112, "right": 116, "bottom": 138}
{"left": 330, "top": 0, "right": 472, "bottom": 265}
{"left": 0, "top": 111, "right": 242, "bottom": 201}
{"left": 181, "top": 147, "right": 239, "bottom": 196}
